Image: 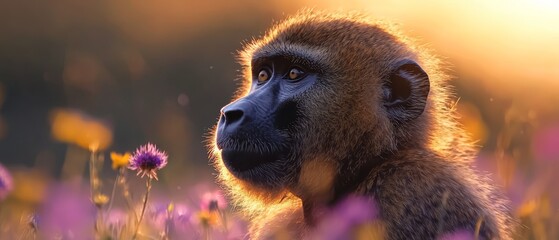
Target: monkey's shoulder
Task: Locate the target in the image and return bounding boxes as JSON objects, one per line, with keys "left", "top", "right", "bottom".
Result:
{"left": 360, "top": 154, "right": 503, "bottom": 239}
{"left": 364, "top": 153, "right": 469, "bottom": 193}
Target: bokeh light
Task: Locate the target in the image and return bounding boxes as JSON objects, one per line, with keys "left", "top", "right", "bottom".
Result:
{"left": 0, "top": 0, "right": 557, "bottom": 239}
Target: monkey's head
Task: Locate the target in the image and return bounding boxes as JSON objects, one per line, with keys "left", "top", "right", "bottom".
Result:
{"left": 211, "top": 11, "right": 448, "bottom": 208}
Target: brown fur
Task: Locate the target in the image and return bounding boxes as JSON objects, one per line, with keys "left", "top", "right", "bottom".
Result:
{"left": 210, "top": 10, "right": 513, "bottom": 239}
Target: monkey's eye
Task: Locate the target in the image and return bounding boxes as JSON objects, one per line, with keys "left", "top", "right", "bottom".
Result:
{"left": 287, "top": 67, "right": 305, "bottom": 81}
{"left": 257, "top": 69, "right": 271, "bottom": 84}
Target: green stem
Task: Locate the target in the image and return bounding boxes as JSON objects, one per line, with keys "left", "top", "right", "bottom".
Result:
{"left": 204, "top": 225, "right": 210, "bottom": 240}
{"left": 89, "top": 151, "right": 95, "bottom": 200}
{"left": 120, "top": 169, "right": 138, "bottom": 222}
{"left": 133, "top": 177, "right": 152, "bottom": 239}
{"left": 89, "top": 150, "right": 102, "bottom": 235}
{"left": 105, "top": 171, "right": 121, "bottom": 221}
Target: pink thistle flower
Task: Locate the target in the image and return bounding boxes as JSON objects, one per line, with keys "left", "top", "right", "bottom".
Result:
{"left": 532, "top": 124, "right": 559, "bottom": 162}
{"left": 0, "top": 163, "right": 13, "bottom": 201}
{"left": 438, "top": 229, "right": 475, "bottom": 240}
{"left": 39, "top": 183, "right": 96, "bottom": 238}
{"left": 128, "top": 143, "right": 168, "bottom": 180}
{"left": 106, "top": 209, "right": 127, "bottom": 229}
{"left": 311, "top": 195, "right": 380, "bottom": 240}
{"left": 200, "top": 190, "right": 227, "bottom": 212}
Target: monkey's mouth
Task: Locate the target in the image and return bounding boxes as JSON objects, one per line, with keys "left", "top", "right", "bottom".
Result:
{"left": 220, "top": 148, "right": 282, "bottom": 173}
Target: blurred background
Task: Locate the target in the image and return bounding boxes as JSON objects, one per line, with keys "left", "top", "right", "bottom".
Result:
{"left": 0, "top": 0, "right": 558, "bottom": 238}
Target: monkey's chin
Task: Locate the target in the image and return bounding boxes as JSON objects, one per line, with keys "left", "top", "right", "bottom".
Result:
{"left": 220, "top": 149, "right": 281, "bottom": 174}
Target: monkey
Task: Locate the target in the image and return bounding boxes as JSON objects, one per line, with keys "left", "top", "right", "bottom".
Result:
{"left": 210, "top": 10, "right": 513, "bottom": 239}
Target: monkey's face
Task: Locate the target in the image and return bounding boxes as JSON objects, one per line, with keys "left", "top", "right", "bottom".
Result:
{"left": 215, "top": 55, "right": 318, "bottom": 188}
{"left": 214, "top": 17, "right": 431, "bottom": 192}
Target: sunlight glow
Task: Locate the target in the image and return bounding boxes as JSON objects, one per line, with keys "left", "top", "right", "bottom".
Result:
{"left": 307, "top": 0, "right": 559, "bottom": 97}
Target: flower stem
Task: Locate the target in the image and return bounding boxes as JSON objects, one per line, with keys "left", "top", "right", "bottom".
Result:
{"left": 118, "top": 169, "right": 138, "bottom": 222}
{"left": 104, "top": 170, "right": 121, "bottom": 222}
{"left": 133, "top": 177, "right": 152, "bottom": 239}
{"left": 89, "top": 150, "right": 95, "bottom": 200}
{"left": 89, "top": 150, "right": 102, "bottom": 235}
{"left": 204, "top": 225, "right": 210, "bottom": 240}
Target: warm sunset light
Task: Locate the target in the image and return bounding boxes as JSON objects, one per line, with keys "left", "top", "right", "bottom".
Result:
{"left": 310, "top": 0, "right": 559, "bottom": 97}
{"left": 0, "top": 1, "right": 557, "bottom": 239}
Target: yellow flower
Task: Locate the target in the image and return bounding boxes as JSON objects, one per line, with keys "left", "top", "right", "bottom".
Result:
{"left": 167, "top": 202, "right": 175, "bottom": 213}
{"left": 110, "top": 152, "right": 132, "bottom": 170}
{"left": 197, "top": 210, "right": 219, "bottom": 227}
{"left": 93, "top": 194, "right": 109, "bottom": 207}
{"left": 50, "top": 108, "right": 113, "bottom": 151}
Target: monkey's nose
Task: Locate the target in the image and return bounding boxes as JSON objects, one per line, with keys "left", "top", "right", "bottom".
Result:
{"left": 218, "top": 99, "right": 257, "bottom": 136}
{"left": 219, "top": 100, "right": 252, "bottom": 128}
{"left": 222, "top": 108, "right": 244, "bottom": 125}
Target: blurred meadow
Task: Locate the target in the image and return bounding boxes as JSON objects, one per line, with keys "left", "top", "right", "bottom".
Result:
{"left": 0, "top": 0, "right": 558, "bottom": 239}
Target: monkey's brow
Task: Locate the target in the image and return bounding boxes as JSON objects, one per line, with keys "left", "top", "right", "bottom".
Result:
{"left": 251, "top": 46, "right": 328, "bottom": 71}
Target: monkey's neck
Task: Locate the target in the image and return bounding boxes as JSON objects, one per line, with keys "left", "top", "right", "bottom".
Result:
{"left": 331, "top": 148, "right": 393, "bottom": 202}
{"left": 302, "top": 200, "right": 326, "bottom": 226}
{"left": 300, "top": 150, "right": 391, "bottom": 225}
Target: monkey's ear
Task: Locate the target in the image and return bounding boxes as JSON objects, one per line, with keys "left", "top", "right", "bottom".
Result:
{"left": 383, "top": 59, "right": 430, "bottom": 122}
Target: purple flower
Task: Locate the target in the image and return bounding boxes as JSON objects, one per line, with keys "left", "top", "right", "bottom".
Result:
{"left": 0, "top": 163, "right": 13, "bottom": 201}
{"left": 311, "top": 195, "right": 380, "bottom": 240}
{"left": 438, "top": 229, "right": 475, "bottom": 240}
{"left": 532, "top": 123, "right": 559, "bottom": 162}
{"left": 106, "top": 209, "right": 127, "bottom": 229}
{"left": 200, "top": 190, "right": 227, "bottom": 212}
{"left": 150, "top": 202, "right": 195, "bottom": 238}
{"left": 128, "top": 143, "right": 168, "bottom": 180}
{"left": 39, "top": 183, "right": 96, "bottom": 238}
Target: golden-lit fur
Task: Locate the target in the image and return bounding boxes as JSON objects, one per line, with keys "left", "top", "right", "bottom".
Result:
{"left": 210, "top": 10, "right": 513, "bottom": 239}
